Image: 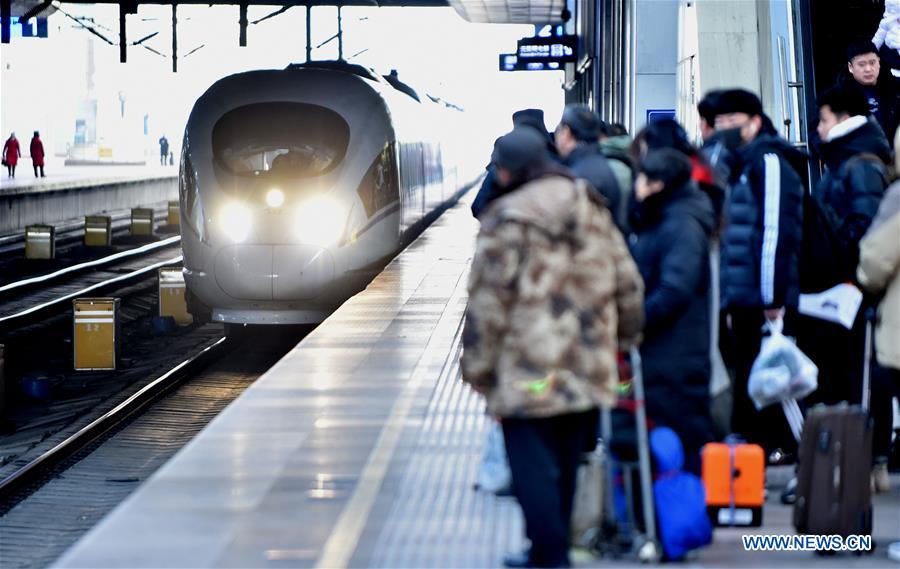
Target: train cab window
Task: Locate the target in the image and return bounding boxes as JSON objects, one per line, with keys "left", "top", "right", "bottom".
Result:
{"left": 212, "top": 103, "right": 350, "bottom": 179}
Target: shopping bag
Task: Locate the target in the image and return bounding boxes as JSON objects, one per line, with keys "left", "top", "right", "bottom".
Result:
{"left": 747, "top": 317, "right": 818, "bottom": 410}
{"left": 475, "top": 420, "right": 511, "bottom": 493}
{"left": 571, "top": 444, "right": 606, "bottom": 547}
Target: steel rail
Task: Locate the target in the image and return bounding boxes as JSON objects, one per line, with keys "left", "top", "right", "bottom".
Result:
{"left": 0, "top": 236, "right": 180, "bottom": 296}
{"left": 0, "top": 255, "right": 183, "bottom": 334}
{"left": 0, "top": 336, "right": 228, "bottom": 506}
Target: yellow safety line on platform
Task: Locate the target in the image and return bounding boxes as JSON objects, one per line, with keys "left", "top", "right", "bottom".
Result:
{"left": 314, "top": 267, "right": 468, "bottom": 569}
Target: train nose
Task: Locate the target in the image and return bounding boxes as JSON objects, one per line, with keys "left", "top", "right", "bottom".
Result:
{"left": 214, "top": 245, "right": 335, "bottom": 301}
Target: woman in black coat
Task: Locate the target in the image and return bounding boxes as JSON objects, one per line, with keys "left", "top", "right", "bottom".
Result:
{"left": 629, "top": 149, "right": 716, "bottom": 474}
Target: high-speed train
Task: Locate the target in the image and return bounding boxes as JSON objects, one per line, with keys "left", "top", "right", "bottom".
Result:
{"left": 178, "top": 61, "right": 475, "bottom": 326}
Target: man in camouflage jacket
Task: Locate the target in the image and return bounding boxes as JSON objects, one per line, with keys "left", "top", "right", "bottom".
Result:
{"left": 461, "top": 127, "right": 644, "bottom": 568}
{"left": 462, "top": 175, "right": 644, "bottom": 417}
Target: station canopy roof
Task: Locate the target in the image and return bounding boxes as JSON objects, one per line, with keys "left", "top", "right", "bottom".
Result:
{"left": 448, "top": 0, "right": 564, "bottom": 23}
{"left": 10, "top": 0, "right": 561, "bottom": 25}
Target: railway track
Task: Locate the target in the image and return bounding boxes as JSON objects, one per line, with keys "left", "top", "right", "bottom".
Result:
{"left": 0, "top": 243, "right": 183, "bottom": 335}
{"left": 0, "top": 235, "right": 180, "bottom": 297}
{"left": 0, "top": 327, "right": 307, "bottom": 569}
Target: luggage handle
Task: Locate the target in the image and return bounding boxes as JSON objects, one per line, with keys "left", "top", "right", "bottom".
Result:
{"left": 728, "top": 442, "right": 736, "bottom": 527}
{"left": 781, "top": 398, "right": 804, "bottom": 442}
{"left": 628, "top": 347, "right": 658, "bottom": 543}
{"left": 861, "top": 308, "right": 875, "bottom": 413}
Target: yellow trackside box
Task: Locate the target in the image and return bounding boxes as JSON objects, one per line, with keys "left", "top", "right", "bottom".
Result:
{"left": 73, "top": 298, "right": 120, "bottom": 370}
{"left": 167, "top": 201, "right": 180, "bottom": 227}
{"left": 84, "top": 215, "right": 112, "bottom": 247}
{"left": 131, "top": 208, "right": 155, "bottom": 236}
{"left": 158, "top": 268, "right": 193, "bottom": 325}
{"left": 25, "top": 224, "right": 55, "bottom": 259}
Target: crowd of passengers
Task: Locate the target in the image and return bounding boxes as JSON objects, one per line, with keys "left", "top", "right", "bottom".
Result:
{"left": 460, "top": 40, "right": 900, "bottom": 569}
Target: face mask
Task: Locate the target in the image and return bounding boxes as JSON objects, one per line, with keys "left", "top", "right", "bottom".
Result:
{"left": 716, "top": 127, "right": 745, "bottom": 151}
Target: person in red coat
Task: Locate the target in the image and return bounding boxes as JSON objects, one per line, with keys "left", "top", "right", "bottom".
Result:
{"left": 30, "top": 131, "right": 45, "bottom": 178}
{"left": 3, "top": 132, "right": 21, "bottom": 178}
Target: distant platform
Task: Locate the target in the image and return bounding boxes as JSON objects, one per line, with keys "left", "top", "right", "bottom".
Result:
{"left": 0, "top": 164, "right": 177, "bottom": 234}
{"left": 0, "top": 164, "right": 176, "bottom": 197}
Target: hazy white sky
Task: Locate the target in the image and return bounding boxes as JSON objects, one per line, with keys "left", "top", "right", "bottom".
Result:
{"left": 1, "top": 5, "right": 564, "bottom": 161}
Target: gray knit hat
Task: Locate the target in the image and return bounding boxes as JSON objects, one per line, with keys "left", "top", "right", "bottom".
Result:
{"left": 490, "top": 127, "right": 548, "bottom": 174}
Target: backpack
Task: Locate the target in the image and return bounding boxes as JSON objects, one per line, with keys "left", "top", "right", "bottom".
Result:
{"left": 799, "top": 190, "right": 849, "bottom": 293}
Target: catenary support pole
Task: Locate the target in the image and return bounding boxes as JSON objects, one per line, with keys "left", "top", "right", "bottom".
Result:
{"left": 239, "top": 3, "right": 247, "bottom": 47}
{"left": 306, "top": 5, "right": 311, "bottom": 62}
{"left": 1, "top": 0, "right": 11, "bottom": 45}
{"left": 171, "top": 2, "right": 177, "bottom": 72}
{"left": 119, "top": 2, "right": 127, "bottom": 63}
{"left": 337, "top": 6, "right": 342, "bottom": 60}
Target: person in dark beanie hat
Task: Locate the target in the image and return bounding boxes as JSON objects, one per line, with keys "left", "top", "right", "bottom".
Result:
{"left": 464, "top": 127, "right": 644, "bottom": 569}
{"left": 716, "top": 88, "right": 764, "bottom": 117}
{"left": 513, "top": 108, "right": 549, "bottom": 135}
{"left": 628, "top": 149, "right": 716, "bottom": 474}
{"left": 472, "top": 110, "right": 558, "bottom": 220}
{"left": 491, "top": 126, "right": 548, "bottom": 173}
{"left": 713, "top": 88, "right": 806, "bottom": 461}
{"left": 554, "top": 104, "right": 623, "bottom": 228}
{"left": 513, "top": 108, "right": 558, "bottom": 157}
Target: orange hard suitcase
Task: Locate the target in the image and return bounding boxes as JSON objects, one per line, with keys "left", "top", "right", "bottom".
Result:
{"left": 702, "top": 442, "right": 764, "bottom": 527}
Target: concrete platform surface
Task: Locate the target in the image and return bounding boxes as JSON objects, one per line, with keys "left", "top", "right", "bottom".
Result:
{"left": 52, "top": 194, "right": 900, "bottom": 569}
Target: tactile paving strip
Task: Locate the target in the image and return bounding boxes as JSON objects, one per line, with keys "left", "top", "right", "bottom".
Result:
{"left": 368, "top": 345, "right": 524, "bottom": 568}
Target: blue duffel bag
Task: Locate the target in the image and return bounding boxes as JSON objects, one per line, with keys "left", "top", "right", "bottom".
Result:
{"left": 650, "top": 427, "right": 713, "bottom": 561}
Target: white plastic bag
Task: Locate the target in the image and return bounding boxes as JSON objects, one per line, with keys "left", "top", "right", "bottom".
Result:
{"left": 571, "top": 445, "right": 607, "bottom": 547}
{"left": 476, "top": 421, "right": 512, "bottom": 493}
{"left": 748, "top": 318, "right": 818, "bottom": 410}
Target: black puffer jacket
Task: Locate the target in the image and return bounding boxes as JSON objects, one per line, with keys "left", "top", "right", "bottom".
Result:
{"left": 720, "top": 134, "right": 806, "bottom": 310}
{"left": 815, "top": 117, "right": 891, "bottom": 279}
{"left": 838, "top": 73, "right": 899, "bottom": 146}
{"left": 629, "top": 182, "right": 715, "bottom": 452}
{"left": 564, "top": 143, "right": 622, "bottom": 227}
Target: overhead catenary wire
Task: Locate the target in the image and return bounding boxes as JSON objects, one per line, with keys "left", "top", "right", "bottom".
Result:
{"left": 252, "top": 6, "right": 291, "bottom": 25}
{"left": 55, "top": 6, "right": 115, "bottom": 45}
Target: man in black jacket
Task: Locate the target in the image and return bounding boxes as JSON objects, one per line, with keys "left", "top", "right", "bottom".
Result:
{"left": 714, "top": 89, "right": 806, "bottom": 457}
{"left": 554, "top": 104, "right": 622, "bottom": 227}
{"left": 815, "top": 85, "right": 891, "bottom": 280}
{"left": 799, "top": 85, "right": 891, "bottom": 406}
{"left": 841, "top": 40, "right": 899, "bottom": 146}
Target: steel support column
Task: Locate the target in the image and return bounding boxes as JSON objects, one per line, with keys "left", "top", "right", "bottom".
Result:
{"left": 306, "top": 5, "right": 311, "bottom": 61}
{"left": 119, "top": 2, "right": 127, "bottom": 62}
{"left": 239, "top": 3, "right": 247, "bottom": 46}
{"left": 171, "top": 2, "right": 177, "bottom": 72}
{"left": 337, "top": 6, "right": 342, "bottom": 60}
{"left": 1, "top": 0, "right": 11, "bottom": 45}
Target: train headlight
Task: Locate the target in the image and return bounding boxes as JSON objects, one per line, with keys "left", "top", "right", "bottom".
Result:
{"left": 266, "top": 188, "right": 285, "bottom": 209}
{"left": 294, "top": 196, "right": 344, "bottom": 248}
{"left": 219, "top": 202, "right": 252, "bottom": 243}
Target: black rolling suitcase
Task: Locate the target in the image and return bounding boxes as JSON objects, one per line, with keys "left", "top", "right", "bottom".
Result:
{"left": 793, "top": 311, "right": 874, "bottom": 542}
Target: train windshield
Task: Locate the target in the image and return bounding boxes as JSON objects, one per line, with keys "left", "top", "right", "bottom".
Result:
{"left": 212, "top": 103, "right": 350, "bottom": 179}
